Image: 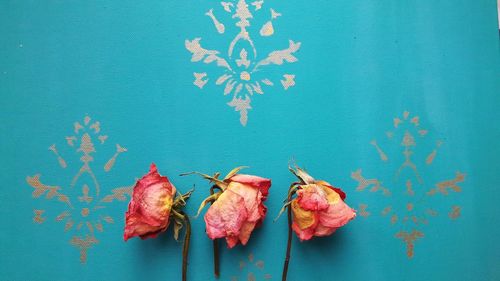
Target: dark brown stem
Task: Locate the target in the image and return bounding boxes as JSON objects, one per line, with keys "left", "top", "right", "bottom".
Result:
{"left": 181, "top": 212, "right": 191, "bottom": 281}
{"left": 282, "top": 193, "right": 293, "bottom": 281}
{"left": 213, "top": 238, "right": 220, "bottom": 278}
{"left": 210, "top": 185, "right": 221, "bottom": 278}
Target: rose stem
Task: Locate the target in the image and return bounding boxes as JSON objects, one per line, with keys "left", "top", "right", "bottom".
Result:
{"left": 210, "top": 185, "right": 221, "bottom": 278}
{"left": 213, "top": 238, "right": 220, "bottom": 278}
{"left": 282, "top": 194, "right": 293, "bottom": 281}
{"left": 181, "top": 211, "right": 191, "bottom": 281}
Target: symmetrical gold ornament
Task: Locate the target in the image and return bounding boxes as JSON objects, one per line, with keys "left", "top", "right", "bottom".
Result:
{"left": 186, "top": 0, "right": 301, "bottom": 126}
{"left": 352, "top": 111, "right": 465, "bottom": 258}
{"left": 27, "top": 115, "right": 133, "bottom": 263}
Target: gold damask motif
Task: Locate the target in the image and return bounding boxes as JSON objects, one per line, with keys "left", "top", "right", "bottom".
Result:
{"left": 185, "top": 0, "right": 301, "bottom": 126}
{"left": 352, "top": 111, "right": 465, "bottom": 258}
{"left": 231, "top": 252, "right": 271, "bottom": 281}
{"left": 27, "top": 115, "right": 133, "bottom": 263}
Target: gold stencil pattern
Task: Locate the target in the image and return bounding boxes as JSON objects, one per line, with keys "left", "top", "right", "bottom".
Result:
{"left": 231, "top": 252, "right": 271, "bottom": 281}
{"left": 27, "top": 115, "right": 133, "bottom": 263}
{"left": 352, "top": 111, "right": 466, "bottom": 258}
{"left": 185, "top": 0, "right": 301, "bottom": 126}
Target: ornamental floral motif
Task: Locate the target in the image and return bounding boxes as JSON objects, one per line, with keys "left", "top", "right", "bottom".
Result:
{"left": 27, "top": 115, "right": 132, "bottom": 263}
{"left": 185, "top": 0, "right": 301, "bottom": 126}
{"left": 351, "top": 111, "right": 466, "bottom": 258}
{"left": 231, "top": 252, "right": 272, "bottom": 281}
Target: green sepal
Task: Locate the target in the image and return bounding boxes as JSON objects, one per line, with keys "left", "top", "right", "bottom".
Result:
{"left": 274, "top": 182, "right": 300, "bottom": 222}
{"left": 289, "top": 164, "right": 316, "bottom": 185}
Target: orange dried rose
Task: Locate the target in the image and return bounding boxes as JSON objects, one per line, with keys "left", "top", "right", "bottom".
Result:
{"left": 279, "top": 165, "right": 356, "bottom": 281}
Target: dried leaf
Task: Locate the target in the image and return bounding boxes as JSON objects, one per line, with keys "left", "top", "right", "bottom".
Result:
{"left": 196, "top": 192, "right": 221, "bottom": 217}
{"left": 173, "top": 218, "right": 183, "bottom": 241}
{"left": 288, "top": 165, "right": 315, "bottom": 184}
{"left": 224, "top": 166, "right": 249, "bottom": 180}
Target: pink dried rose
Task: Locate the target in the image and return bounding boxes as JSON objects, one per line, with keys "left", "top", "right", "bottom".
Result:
{"left": 124, "top": 163, "right": 178, "bottom": 240}
{"left": 279, "top": 165, "right": 356, "bottom": 281}
{"left": 182, "top": 167, "right": 271, "bottom": 277}
{"left": 204, "top": 173, "right": 270, "bottom": 248}
{"left": 124, "top": 163, "right": 193, "bottom": 281}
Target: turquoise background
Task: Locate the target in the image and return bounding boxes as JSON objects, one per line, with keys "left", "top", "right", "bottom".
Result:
{"left": 1, "top": 0, "right": 499, "bottom": 280}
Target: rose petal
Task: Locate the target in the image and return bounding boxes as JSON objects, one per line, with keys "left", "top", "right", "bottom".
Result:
{"left": 296, "top": 184, "right": 330, "bottom": 211}
{"left": 226, "top": 235, "right": 240, "bottom": 248}
{"left": 238, "top": 221, "right": 257, "bottom": 245}
{"left": 318, "top": 200, "right": 356, "bottom": 229}
{"left": 313, "top": 223, "right": 337, "bottom": 237}
{"left": 256, "top": 201, "right": 267, "bottom": 227}
{"left": 124, "top": 213, "right": 164, "bottom": 241}
{"left": 204, "top": 189, "right": 248, "bottom": 242}
{"left": 292, "top": 222, "right": 316, "bottom": 241}
{"left": 314, "top": 180, "right": 347, "bottom": 200}
{"left": 227, "top": 182, "right": 261, "bottom": 222}
{"left": 291, "top": 200, "right": 317, "bottom": 230}
{"left": 230, "top": 174, "right": 271, "bottom": 197}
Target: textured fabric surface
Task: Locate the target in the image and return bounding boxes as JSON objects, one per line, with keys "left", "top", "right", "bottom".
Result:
{"left": 0, "top": 0, "right": 499, "bottom": 280}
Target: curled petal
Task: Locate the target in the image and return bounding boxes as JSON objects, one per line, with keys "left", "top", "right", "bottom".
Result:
{"left": 230, "top": 174, "right": 271, "bottom": 197}
{"left": 237, "top": 221, "right": 257, "bottom": 245}
{"left": 318, "top": 199, "right": 356, "bottom": 230}
{"left": 316, "top": 180, "right": 347, "bottom": 200}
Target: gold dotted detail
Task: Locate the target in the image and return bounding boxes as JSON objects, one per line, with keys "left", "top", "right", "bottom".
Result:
{"left": 240, "top": 71, "right": 251, "bottom": 81}
{"left": 81, "top": 208, "right": 90, "bottom": 217}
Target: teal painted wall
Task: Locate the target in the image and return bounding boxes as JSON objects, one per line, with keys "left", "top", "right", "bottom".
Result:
{"left": 1, "top": 0, "right": 499, "bottom": 280}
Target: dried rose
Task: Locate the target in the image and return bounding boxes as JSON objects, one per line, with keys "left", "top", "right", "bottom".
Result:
{"left": 279, "top": 165, "right": 356, "bottom": 280}
{"left": 124, "top": 163, "right": 193, "bottom": 281}
{"left": 204, "top": 173, "right": 270, "bottom": 248}
{"left": 124, "top": 163, "right": 178, "bottom": 240}
{"left": 182, "top": 167, "right": 271, "bottom": 277}
{"left": 291, "top": 181, "right": 355, "bottom": 240}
